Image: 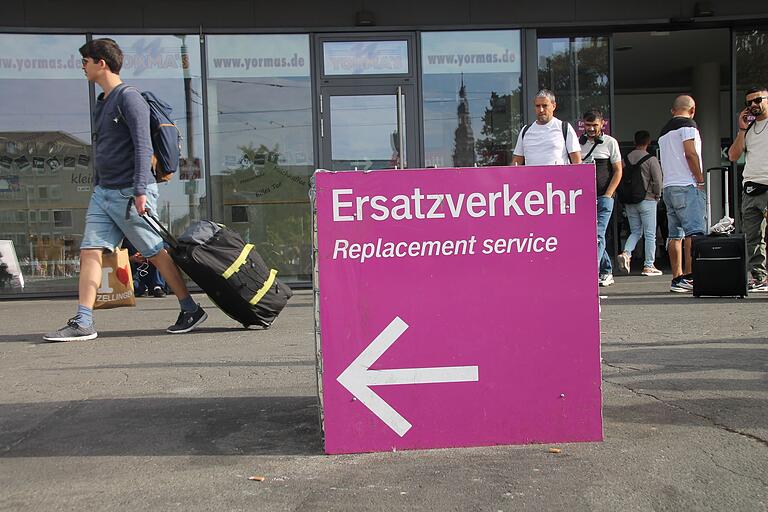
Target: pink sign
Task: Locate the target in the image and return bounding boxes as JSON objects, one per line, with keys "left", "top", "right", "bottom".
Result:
{"left": 315, "top": 165, "right": 602, "bottom": 455}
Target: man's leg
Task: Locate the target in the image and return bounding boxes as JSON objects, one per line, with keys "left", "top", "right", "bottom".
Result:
{"left": 596, "top": 196, "right": 614, "bottom": 284}
{"left": 668, "top": 239, "right": 683, "bottom": 278}
{"left": 148, "top": 249, "right": 189, "bottom": 299}
{"left": 741, "top": 193, "right": 768, "bottom": 281}
{"left": 683, "top": 236, "right": 694, "bottom": 276}
{"left": 78, "top": 249, "right": 103, "bottom": 308}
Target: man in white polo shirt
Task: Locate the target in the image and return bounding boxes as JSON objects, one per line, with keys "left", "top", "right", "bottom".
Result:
{"left": 580, "top": 109, "right": 623, "bottom": 287}
{"left": 727, "top": 86, "right": 768, "bottom": 291}
{"left": 512, "top": 89, "right": 582, "bottom": 167}
{"left": 658, "top": 95, "right": 706, "bottom": 293}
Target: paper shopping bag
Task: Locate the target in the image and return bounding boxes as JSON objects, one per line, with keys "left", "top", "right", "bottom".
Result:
{"left": 93, "top": 248, "right": 136, "bottom": 309}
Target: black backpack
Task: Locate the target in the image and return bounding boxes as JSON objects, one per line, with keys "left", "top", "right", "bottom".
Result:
{"left": 117, "top": 87, "right": 181, "bottom": 182}
{"left": 617, "top": 153, "right": 653, "bottom": 204}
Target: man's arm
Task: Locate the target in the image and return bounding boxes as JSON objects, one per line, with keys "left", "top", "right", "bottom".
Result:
{"left": 683, "top": 139, "right": 705, "bottom": 184}
{"left": 569, "top": 151, "right": 582, "bottom": 164}
{"left": 604, "top": 161, "right": 623, "bottom": 197}
{"left": 727, "top": 109, "right": 750, "bottom": 161}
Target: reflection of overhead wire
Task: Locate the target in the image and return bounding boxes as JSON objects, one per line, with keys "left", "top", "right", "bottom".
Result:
{"left": 215, "top": 79, "right": 309, "bottom": 89}
{"left": 217, "top": 107, "right": 311, "bottom": 115}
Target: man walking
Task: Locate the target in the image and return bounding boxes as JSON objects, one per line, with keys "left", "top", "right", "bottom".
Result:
{"left": 658, "top": 95, "right": 706, "bottom": 293}
{"left": 512, "top": 89, "right": 581, "bottom": 166}
{"left": 727, "top": 87, "right": 768, "bottom": 292}
{"left": 44, "top": 38, "right": 207, "bottom": 341}
{"left": 617, "top": 130, "right": 664, "bottom": 277}
{"left": 579, "top": 109, "right": 622, "bottom": 287}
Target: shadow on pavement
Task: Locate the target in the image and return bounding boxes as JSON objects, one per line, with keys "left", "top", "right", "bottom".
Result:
{"left": 0, "top": 396, "right": 323, "bottom": 457}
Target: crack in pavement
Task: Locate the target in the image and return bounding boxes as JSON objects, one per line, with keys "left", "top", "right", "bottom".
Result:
{"left": 602, "top": 378, "right": 768, "bottom": 449}
{"left": 701, "top": 448, "right": 768, "bottom": 488}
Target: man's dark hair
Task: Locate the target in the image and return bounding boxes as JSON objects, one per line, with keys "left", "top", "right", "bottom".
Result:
{"left": 746, "top": 87, "right": 768, "bottom": 96}
{"left": 79, "top": 38, "right": 123, "bottom": 73}
{"left": 582, "top": 109, "right": 604, "bottom": 122}
{"left": 634, "top": 130, "right": 651, "bottom": 146}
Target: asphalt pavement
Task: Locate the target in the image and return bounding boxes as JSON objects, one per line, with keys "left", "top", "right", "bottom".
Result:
{"left": 0, "top": 275, "right": 766, "bottom": 511}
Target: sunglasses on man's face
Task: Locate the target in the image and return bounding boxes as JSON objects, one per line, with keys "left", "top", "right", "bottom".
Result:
{"left": 745, "top": 96, "right": 768, "bottom": 107}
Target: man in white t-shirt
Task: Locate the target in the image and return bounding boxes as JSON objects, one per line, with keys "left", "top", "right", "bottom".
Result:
{"left": 728, "top": 86, "right": 768, "bottom": 291}
{"left": 658, "top": 95, "right": 706, "bottom": 293}
{"left": 580, "top": 109, "right": 622, "bottom": 287}
{"left": 512, "top": 89, "right": 582, "bottom": 167}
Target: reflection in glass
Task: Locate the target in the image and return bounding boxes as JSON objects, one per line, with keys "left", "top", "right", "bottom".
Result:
{"left": 323, "top": 41, "right": 409, "bottom": 76}
{"left": 0, "top": 34, "right": 90, "bottom": 295}
{"left": 537, "top": 37, "right": 610, "bottom": 129}
{"left": 330, "top": 95, "right": 403, "bottom": 170}
{"left": 206, "top": 35, "right": 314, "bottom": 282}
{"left": 100, "top": 34, "right": 207, "bottom": 235}
{"left": 421, "top": 30, "right": 523, "bottom": 168}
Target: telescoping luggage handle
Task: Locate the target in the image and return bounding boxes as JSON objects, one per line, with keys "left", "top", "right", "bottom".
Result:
{"left": 705, "top": 166, "right": 730, "bottom": 226}
{"left": 125, "top": 196, "right": 179, "bottom": 250}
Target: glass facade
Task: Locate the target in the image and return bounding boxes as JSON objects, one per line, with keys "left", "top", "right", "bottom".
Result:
{"left": 537, "top": 37, "right": 610, "bottom": 131}
{"left": 421, "top": 30, "right": 523, "bottom": 167}
{"left": 0, "top": 27, "right": 762, "bottom": 296}
{"left": 206, "top": 35, "right": 314, "bottom": 282}
{"left": 0, "top": 34, "right": 90, "bottom": 294}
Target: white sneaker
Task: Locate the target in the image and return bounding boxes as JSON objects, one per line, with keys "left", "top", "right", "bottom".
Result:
{"left": 642, "top": 266, "right": 663, "bottom": 276}
{"left": 617, "top": 252, "right": 631, "bottom": 274}
{"left": 599, "top": 273, "right": 614, "bottom": 286}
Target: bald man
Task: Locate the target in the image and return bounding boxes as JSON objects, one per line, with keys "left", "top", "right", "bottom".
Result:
{"left": 658, "top": 95, "right": 706, "bottom": 293}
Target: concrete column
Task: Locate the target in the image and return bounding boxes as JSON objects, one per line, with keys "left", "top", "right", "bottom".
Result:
{"left": 692, "top": 61, "right": 723, "bottom": 222}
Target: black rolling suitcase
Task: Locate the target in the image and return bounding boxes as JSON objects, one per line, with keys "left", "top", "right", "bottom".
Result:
{"left": 692, "top": 167, "right": 748, "bottom": 298}
{"left": 141, "top": 211, "right": 293, "bottom": 327}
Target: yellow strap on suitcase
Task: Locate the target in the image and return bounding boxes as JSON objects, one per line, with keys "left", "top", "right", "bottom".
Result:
{"left": 222, "top": 243, "right": 254, "bottom": 279}
{"left": 250, "top": 269, "right": 278, "bottom": 305}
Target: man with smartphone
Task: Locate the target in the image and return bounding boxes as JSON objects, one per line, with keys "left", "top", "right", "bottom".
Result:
{"left": 728, "top": 87, "right": 768, "bottom": 291}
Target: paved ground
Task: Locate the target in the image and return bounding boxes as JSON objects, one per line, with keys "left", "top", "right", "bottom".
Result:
{"left": 0, "top": 275, "right": 766, "bottom": 511}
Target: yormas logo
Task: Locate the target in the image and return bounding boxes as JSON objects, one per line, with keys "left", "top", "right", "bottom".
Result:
{"left": 120, "top": 37, "right": 190, "bottom": 78}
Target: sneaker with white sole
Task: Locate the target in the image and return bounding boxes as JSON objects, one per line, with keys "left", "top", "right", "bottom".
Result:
{"left": 670, "top": 276, "right": 693, "bottom": 293}
{"left": 642, "top": 266, "right": 663, "bottom": 276}
{"left": 43, "top": 316, "right": 98, "bottom": 342}
{"left": 599, "top": 273, "right": 614, "bottom": 286}
{"left": 748, "top": 277, "right": 768, "bottom": 292}
{"left": 617, "top": 252, "right": 631, "bottom": 274}
{"left": 167, "top": 305, "right": 208, "bottom": 334}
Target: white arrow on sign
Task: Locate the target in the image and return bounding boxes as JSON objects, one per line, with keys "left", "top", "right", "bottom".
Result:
{"left": 336, "top": 316, "right": 479, "bottom": 437}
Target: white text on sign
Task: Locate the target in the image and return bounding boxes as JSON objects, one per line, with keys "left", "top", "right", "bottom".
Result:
{"left": 332, "top": 183, "right": 583, "bottom": 222}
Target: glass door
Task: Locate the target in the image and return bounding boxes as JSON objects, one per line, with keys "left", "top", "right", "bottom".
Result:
{"left": 319, "top": 85, "right": 417, "bottom": 171}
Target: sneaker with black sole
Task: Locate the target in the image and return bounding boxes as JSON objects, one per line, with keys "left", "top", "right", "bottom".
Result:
{"left": 670, "top": 276, "right": 693, "bottom": 293}
{"left": 43, "top": 316, "right": 98, "bottom": 342}
{"left": 167, "top": 305, "right": 208, "bottom": 334}
{"left": 152, "top": 286, "right": 166, "bottom": 298}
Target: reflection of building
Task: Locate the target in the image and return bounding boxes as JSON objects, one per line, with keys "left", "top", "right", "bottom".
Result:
{"left": 452, "top": 76, "right": 476, "bottom": 167}
{"left": 0, "top": 131, "right": 90, "bottom": 287}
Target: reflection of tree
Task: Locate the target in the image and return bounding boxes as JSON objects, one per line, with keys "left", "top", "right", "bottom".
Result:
{"left": 476, "top": 90, "right": 522, "bottom": 166}
{"left": 538, "top": 38, "right": 609, "bottom": 122}
{"left": 220, "top": 142, "right": 312, "bottom": 279}
{"left": 736, "top": 30, "right": 768, "bottom": 94}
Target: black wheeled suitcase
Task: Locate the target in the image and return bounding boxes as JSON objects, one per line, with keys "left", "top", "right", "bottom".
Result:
{"left": 692, "top": 167, "right": 748, "bottom": 298}
{"left": 141, "top": 212, "right": 293, "bottom": 327}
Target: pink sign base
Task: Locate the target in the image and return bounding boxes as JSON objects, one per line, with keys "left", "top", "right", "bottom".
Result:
{"left": 315, "top": 165, "right": 603, "bottom": 454}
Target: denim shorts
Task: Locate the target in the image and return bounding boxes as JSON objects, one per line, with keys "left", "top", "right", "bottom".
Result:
{"left": 80, "top": 184, "right": 164, "bottom": 257}
{"left": 663, "top": 185, "right": 706, "bottom": 240}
